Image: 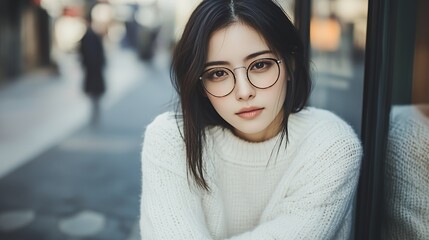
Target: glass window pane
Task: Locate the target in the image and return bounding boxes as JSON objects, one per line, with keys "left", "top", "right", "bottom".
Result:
{"left": 382, "top": 0, "right": 429, "bottom": 239}
{"left": 309, "top": 0, "right": 368, "bottom": 134}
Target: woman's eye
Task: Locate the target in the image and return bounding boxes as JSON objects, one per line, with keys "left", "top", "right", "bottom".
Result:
{"left": 254, "top": 62, "right": 266, "bottom": 69}
{"left": 214, "top": 70, "right": 226, "bottom": 77}
{"left": 251, "top": 60, "right": 272, "bottom": 71}
{"left": 203, "top": 68, "right": 229, "bottom": 81}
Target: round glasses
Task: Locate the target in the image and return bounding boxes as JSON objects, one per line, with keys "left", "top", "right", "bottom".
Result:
{"left": 200, "top": 58, "right": 282, "bottom": 97}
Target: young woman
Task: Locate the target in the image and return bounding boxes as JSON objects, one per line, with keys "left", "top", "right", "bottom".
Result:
{"left": 140, "top": 0, "right": 362, "bottom": 239}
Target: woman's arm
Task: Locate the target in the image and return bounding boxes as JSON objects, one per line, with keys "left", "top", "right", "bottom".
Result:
{"left": 141, "top": 160, "right": 213, "bottom": 239}
{"left": 140, "top": 114, "right": 215, "bottom": 240}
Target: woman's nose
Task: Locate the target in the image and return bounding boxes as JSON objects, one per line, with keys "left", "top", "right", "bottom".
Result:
{"left": 234, "top": 69, "right": 256, "bottom": 101}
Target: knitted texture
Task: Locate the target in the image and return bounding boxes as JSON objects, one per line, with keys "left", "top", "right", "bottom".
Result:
{"left": 382, "top": 105, "right": 429, "bottom": 240}
{"left": 140, "top": 107, "right": 362, "bottom": 239}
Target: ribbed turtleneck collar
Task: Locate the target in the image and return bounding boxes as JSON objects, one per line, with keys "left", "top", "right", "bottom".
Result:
{"left": 209, "top": 126, "right": 284, "bottom": 167}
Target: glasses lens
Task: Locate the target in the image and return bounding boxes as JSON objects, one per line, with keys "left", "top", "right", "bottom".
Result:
{"left": 201, "top": 67, "right": 235, "bottom": 97}
{"left": 247, "top": 58, "right": 280, "bottom": 89}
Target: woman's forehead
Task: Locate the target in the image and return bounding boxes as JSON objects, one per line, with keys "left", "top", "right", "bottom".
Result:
{"left": 206, "top": 22, "right": 270, "bottom": 62}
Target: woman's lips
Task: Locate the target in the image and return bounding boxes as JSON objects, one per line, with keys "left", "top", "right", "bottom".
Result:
{"left": 236, "top": 107, "right": 264, "bottom": 119}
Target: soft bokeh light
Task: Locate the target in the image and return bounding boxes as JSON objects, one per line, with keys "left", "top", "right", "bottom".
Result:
{"left": 40, "top": 0, "right": 62, "bottom": 17}
{"left": 334, "top": 0, "right": 368, "bottom": 23}
{"left": 310, "top": 17, "right": 342, "bottom": 51}
{"left": 91, "top": 3, "right": 114, "bottom": 24}
{"left": 54, "top": 16, "right": 86, "bottom": 52}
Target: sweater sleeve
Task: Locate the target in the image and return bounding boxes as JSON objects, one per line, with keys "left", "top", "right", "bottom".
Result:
{"left": 226, "top": 119, "right": 363, "bottom": 240}
{"left": 139, "top": 113, "right": 213, "bottom": 240}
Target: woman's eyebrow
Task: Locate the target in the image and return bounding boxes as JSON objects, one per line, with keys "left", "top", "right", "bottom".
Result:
{"left": 244, "top": 50, "right": 272, "bottom": 61}
{"left": 204, "top": 50, "right": 273, "bottom": 68}
{"left": 204, "top": 60, "right": 229, "bottom": 68}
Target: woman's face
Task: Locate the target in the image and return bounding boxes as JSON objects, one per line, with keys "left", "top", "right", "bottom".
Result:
{"left": 204, "top": 22, "right": 287, "bottom": 142}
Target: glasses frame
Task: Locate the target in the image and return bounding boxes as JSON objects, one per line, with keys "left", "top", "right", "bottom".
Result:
{"left": 200, "top": 57, "right": 283, "bottom": 98}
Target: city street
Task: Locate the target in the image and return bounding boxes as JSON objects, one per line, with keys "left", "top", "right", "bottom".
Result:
{"left": 0, "top": 47, "right": 174, "bottom": 240}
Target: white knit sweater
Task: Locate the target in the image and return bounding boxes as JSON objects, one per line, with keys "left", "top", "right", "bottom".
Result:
{"left": 382, "top": 105, "right": 429, "bottom": 240}
{"left": 140, "top": 107, "right": 362, "bottom": 239}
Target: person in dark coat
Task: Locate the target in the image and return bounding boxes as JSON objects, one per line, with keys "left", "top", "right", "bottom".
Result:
{"left": 79, "top": 18, "right": 106, "bottom": 126}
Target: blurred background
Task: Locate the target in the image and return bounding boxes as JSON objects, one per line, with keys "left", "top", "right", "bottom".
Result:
{"left": 0, "top": 0, "right": 194, "bottom": 239}
{"left": 0, "top": 0, "right": 427, "bottom": 239}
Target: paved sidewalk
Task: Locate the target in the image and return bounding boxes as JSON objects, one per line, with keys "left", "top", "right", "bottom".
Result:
{"left": 0, "top": 46, "right": 143, "bottom": 178}
{"left": 0, "top": 46, "right": 175, "bottom": 239}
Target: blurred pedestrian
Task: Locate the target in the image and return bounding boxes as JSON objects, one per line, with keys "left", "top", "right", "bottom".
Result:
{"left": 79, "top": 16, "right": 106, "bottom": 126}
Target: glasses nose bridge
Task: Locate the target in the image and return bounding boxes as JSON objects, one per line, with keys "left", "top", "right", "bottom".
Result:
{"left": 232, "top": 66, "right": 248, "bottom": 81}
{"left": 233, "top": 65, "right": 247, "bottom": 71}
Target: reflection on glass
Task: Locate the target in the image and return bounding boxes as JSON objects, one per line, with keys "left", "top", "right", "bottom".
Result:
{"left": 382, "top": 105, "right": 429, "bottom": 239}
{"left": 382, "top": 1, "right": 429, "bottom": 238}
{"left": 309, "top": 0, "right": 368, "bottom": 133}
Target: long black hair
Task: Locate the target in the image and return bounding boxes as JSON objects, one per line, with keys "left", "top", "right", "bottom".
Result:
{"left": 171, "top": 0, "right": 311, "bottom": 191}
